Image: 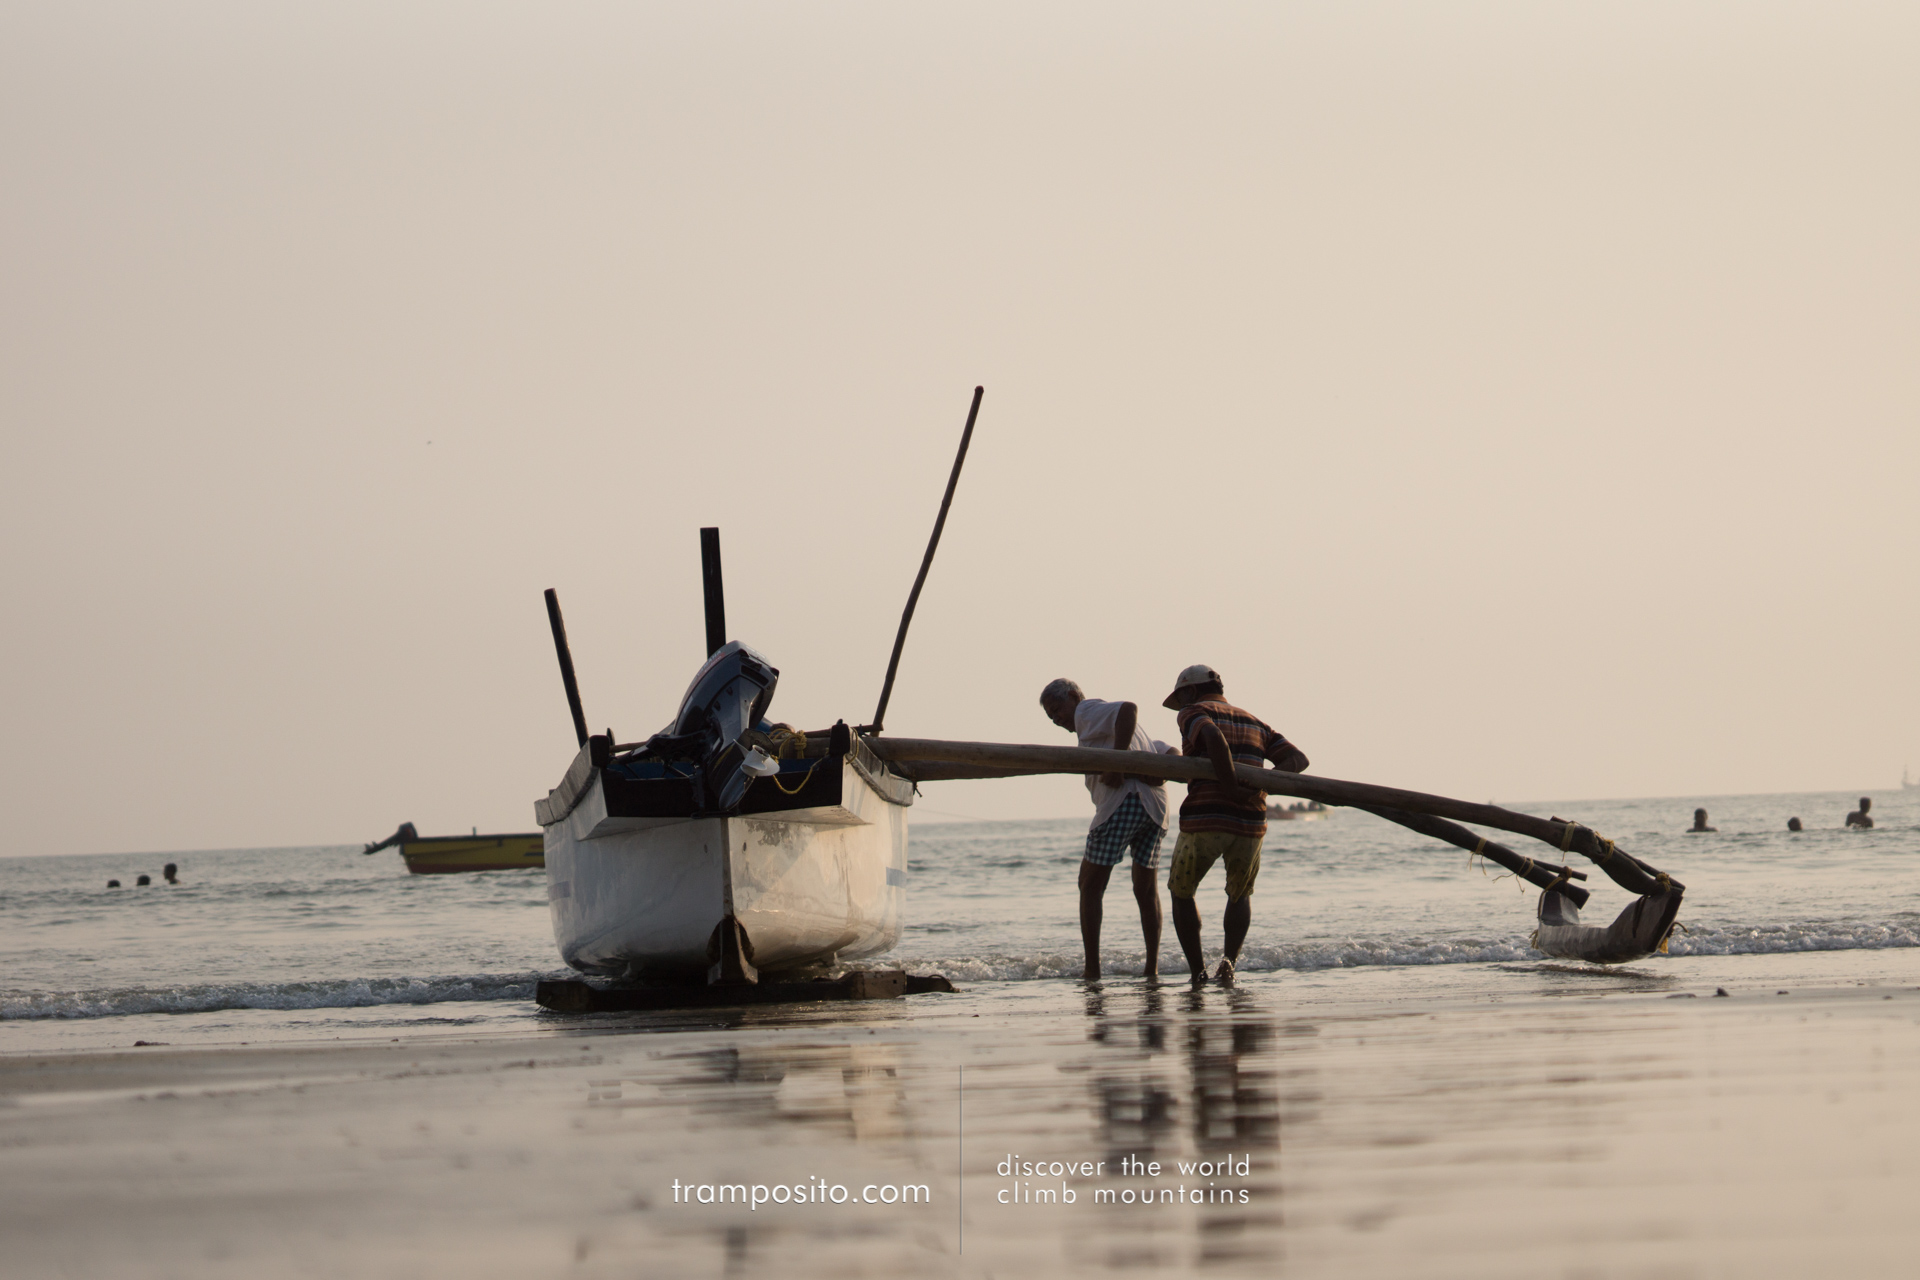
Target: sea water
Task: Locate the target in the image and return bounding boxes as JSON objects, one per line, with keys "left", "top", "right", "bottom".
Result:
{"left": 3, "top": 788, "right": 1914, "bottom": 1052}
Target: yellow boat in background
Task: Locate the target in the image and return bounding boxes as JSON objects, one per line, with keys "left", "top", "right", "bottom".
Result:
{"left": 363, "top": 823, "right": 545, "bottom": 874}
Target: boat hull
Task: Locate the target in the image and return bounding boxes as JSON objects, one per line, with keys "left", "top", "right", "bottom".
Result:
{"left": 543, "top": 756, "right": 909, "bottom": 978}
{"left": 397, "top": 835, "right": 545, "bottom": 874}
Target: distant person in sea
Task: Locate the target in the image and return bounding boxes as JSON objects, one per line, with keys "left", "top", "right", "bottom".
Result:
{"left": 1787, "top": 817, "right": 1803, "bottom": 832}
{"left": 1162, "top": 664, "right": 1309, "bottom": 986}
{"left": 1040, "top": 678, "right": 1177, "bottom": 981}
{"left": 162, "top": 862, "right": 179, "bottom": 885}
{"left": 1689, "top": 809, "right": 1717, "bottom": 833}
{"left": 1846, "top": 798, "right": 1874, "bottom": 829}
{"left": 106, "top": 879, "right": 121, "bottom": 888}
{"left": 135, "top": 874, "right": 150, "bottom": 886}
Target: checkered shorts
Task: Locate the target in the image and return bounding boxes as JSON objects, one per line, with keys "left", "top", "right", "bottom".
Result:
{"left": 1084, "top": 793, "right": 1166, "bottom": 869}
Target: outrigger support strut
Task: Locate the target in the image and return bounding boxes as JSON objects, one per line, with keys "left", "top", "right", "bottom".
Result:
{"left": 861, "top": 736, "right": 1685, "bottom": 963}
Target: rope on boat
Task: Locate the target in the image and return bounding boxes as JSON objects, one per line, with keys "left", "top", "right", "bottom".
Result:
{"left": 1471, "top": 838, "right": 1536, "bottom": 893}
{"left": 772, "top": 760, "right": 822, "bottom": 795}
{"left": 1553, "top": 817, "right": 1625, "bottom": 869}
{"left": 767, "top": 726, "right": 822, "bottom": 795}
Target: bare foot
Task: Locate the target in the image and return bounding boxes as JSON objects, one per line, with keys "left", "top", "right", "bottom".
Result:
{"left": 1213, "top": 957, "right": 1236, "bottom": 985}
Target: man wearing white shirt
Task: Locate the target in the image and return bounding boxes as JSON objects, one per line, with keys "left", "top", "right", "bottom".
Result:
{"left": 1040, "top": 678, "right": 1177, "bottom": 981}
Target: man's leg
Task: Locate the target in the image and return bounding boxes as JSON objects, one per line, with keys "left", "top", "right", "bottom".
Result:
{"left": 1222, "top": 895, "right": 1251, "bottom": 966}
{"left": 1171, "top": 896, "right": 1205, "bottom": 983}
{"left": 1166, "top": 831, "right": 1218, "bottom": 983}
{"left": 1078, "top": 859, "right": 1114, "bottom": 981}
{"left": 1216, "top": 836, "right": 1262, "bottom": 981}
{"left": 1131, "top": 862, "right": 1162, "bottom": 977}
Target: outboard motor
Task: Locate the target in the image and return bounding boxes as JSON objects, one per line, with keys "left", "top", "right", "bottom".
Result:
{"left": 642, "top": 642, "right": 780, "bottom": 812}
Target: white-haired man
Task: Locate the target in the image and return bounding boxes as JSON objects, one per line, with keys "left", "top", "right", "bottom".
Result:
{"left": 1040, "top": 678, "right": 1178, "bottom": 981}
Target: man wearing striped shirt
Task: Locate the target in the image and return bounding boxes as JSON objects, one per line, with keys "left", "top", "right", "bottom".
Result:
{"left": 1162, "top": 664, "right": 1309, "bottom": 985}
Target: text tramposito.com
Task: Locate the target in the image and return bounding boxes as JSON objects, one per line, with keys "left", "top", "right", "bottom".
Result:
{"left": 671, "top": 1178, "right": 931, "bottom": 1210}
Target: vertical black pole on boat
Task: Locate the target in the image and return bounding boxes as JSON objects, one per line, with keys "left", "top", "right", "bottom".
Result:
{"left": 867, "top": 385, "right": 983, "bottom": 734}
{"left": 543, "top": 588, "right": 590, "bottom": 748}
{"left": 700, "top": 527, "right": 726, "bottom": 657}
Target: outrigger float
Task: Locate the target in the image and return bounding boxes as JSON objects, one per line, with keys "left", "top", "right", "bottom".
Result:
{"left": 529, "top": 386, "right": 1681, "bottom": 1012}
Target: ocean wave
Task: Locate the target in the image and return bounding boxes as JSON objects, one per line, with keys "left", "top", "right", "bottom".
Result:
{"left": 910, "top": 937, "right": 1540, "bottom": 981}
{"left": 1664, "top": 921, "right": 1920, "bottom": 956}
{"left": 10, "top": 921, "right": 1919, "bottom": 1016}
{"left": 903, "top": 921, "right": 1920, "bottom": 980}
{"left": 0, "top": 972, "right": 564, "bottom": 1021}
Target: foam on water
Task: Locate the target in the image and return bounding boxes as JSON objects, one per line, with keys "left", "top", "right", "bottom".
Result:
{"left": 1, "top": 972, "right": 567, "bottom": 1021}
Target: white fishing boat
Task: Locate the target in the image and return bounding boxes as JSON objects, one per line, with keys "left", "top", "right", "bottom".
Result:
{"left": 535, "top": 656, "right": 913, "bottom": 982}
{"left": 533, "top": 390, "right": 982, "bottom": 987}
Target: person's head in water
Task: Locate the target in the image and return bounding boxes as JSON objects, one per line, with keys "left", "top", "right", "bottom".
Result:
{"left": 162, "top": 862, "right": 178, "bottom": 884}
{"left": 1859, "top": 797, "right": 1872, "bottom": 814}
{"left": 1690, "top": 808, "right": 1715, "bottom": 832}
{"left": 135, "top": 874, "right": 150, "bottom": 886}
{"left": 106, "top": 879, "right": 121, "bottom": 888}
{"left": 1788, "top": 817, "right": 1803, "bottom": 832}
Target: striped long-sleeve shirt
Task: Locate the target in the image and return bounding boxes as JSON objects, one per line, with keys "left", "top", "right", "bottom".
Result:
{"left": 1176, "top": 698, "right": 1295, "bottom": 837}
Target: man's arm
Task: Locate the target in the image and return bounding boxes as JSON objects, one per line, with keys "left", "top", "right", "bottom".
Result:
{"left": 1196, "top": 717, "right": 1259, "bottom": 802}
{"left": 1268, "top": 735, "right": 1309, "bottom": 774}
{"left": 1098, "top": 702, "right": 1137, "bottom": 788}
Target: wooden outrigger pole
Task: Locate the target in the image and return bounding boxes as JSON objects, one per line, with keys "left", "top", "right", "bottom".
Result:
{"left": 864, "top": 738, "right": 1683, "bottom": 964}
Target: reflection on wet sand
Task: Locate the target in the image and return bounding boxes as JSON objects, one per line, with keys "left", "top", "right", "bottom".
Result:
{"left": 640, "top": 1041, "right": 914, "bottom": 1141}
{"left": 578, "top": 1027, "right": 937, "bottom": 1277}
{"left": 14, "top": 967, "right": 1920, "bottom": 1278}
{"left": 1078, "top": 985, "right": 1285, "bottom": 1269}
{"left": 584, "top": 983, "right": 1296, "bottom": 1274}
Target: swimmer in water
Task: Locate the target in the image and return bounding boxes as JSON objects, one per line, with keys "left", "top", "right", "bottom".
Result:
{"left": 106, "top": 879, "right": 121, "bottom": 888}
{"left": 1787, "top": 817, "right": 1803, "bottom": 832}
{"left": 1846, "top": 797, "right": 1874, "bottom": 829}
{"left": 1689, "top": 808, "right": 1717, "bottom": 833}
{"left": 135, "top": 874, "right": 151, "bottom": 886}
{"left": 163, "top": 862, "right": 179, "bottom": 884}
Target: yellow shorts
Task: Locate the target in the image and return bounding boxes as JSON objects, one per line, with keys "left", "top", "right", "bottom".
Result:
{"left": 1167, "top": 830, "right": 1262, "bottom": 900}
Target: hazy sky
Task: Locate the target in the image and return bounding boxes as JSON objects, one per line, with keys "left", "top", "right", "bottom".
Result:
{"left": 3, "top": 2, "right": 1916, "bottom": 856}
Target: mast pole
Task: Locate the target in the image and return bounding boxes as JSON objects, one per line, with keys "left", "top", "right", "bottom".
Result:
{"left": 866, "top": 386, "right": 983, "bottom": 734}
{"left": 700, "top": 527, "right": 726, "bottom": 657}
{"left": 543, "top": 588, "right": 590, "bottom": 748}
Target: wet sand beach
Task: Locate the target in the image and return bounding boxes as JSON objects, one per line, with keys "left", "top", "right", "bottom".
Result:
{"left": 8, "top": 956, "right": 1920, "bottom": 1279}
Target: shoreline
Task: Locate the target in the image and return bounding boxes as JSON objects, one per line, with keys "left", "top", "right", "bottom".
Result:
{"left": 7, "top": 955, "right": 1920, "bottom": 1277}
